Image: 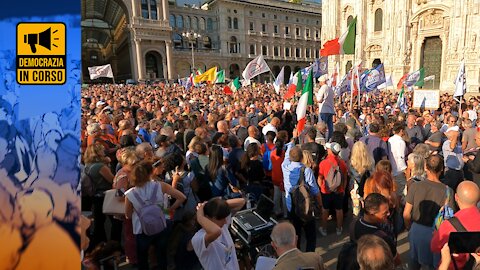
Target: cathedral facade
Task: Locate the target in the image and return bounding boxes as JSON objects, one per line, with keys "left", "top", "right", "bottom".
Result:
{"left": 322, "top": 0, "right": 480, "bottom": 93}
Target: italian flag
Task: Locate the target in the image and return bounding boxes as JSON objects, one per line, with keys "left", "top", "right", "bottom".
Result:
{"left": 296, "top": 70, "right": 314, "bottom": 133}
{"left": 320, "top": 16, "right": 357, "bottom": 56}
{"left": 285, "top": 70, "right": 302, "bottom": 100}
{"left": 224, "top": 77, "right": 241, "bottom": 95}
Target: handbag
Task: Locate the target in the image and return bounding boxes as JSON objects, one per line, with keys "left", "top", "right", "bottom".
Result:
{"left": 102, "top": 189, "right": 125, "bottom": 215}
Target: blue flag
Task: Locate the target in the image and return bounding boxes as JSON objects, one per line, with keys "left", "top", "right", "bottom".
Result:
{"left": 364, "top": 64, "right": 386, "bottom": 92}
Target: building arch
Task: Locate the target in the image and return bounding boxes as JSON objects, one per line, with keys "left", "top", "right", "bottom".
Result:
{"left": 177, "top": 15, "right": 184, "bottom": 28}
{"left": 144, "top": 50, "right": 164, "bottom": 79}
{"left": 207, "top": 18, "right": 213, "bottom": 30}
{"left": 272, "top": 65, "right": 281, "bottom": 76}
{"left": 229, "top": 63, "right": 240, "bottom": 78}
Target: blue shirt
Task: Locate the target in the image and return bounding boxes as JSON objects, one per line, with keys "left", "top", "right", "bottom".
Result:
{"left": 281, "top": 142, "right": 320, "bottom": 212}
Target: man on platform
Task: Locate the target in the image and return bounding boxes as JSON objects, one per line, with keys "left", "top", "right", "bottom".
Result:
{"left": 315, "top": 74, "right": 335, "bottom": 141}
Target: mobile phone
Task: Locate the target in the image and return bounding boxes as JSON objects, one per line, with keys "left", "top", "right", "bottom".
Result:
{"left": 448, "top": 232, "right": 480, "bottom": 254}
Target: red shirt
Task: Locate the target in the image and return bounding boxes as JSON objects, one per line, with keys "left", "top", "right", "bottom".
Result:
{"left": 318, "top": 154, "right": 347, "bottom": 194}
{"left": 431, "top": 207, "right": 480, "bottom": 270}
{"left": 270, "top": 149, "right": 285, "bottom": 191}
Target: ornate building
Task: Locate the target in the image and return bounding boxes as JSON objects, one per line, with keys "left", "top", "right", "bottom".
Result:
{"left": 81, "top": 0, "right": 322, "bottom": 83}
{"left": 322, "top": 0, "right": 480, "bottom": 92}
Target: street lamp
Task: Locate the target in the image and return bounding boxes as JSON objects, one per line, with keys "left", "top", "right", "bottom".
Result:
{"left": 182, "top": 31, "right": 201, "bottom": 73}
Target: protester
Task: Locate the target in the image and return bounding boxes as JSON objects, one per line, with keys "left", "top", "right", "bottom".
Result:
{"left": 81, "top": 81, "right": 480, "bottom": 270}
{"left": 271, "top": 221, "right": 326, "bottom": 270}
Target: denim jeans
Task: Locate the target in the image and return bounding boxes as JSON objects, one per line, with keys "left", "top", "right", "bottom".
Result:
{"left": 319, "top": 113, "right": 334, "bottom": 141}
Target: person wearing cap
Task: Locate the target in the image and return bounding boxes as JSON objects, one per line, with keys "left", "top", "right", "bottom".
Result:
{"left": 315, "top": 74, "right": 335, "bottom": 141}
{"left": 317, "top": 142, "right": 348, "bottom": 236}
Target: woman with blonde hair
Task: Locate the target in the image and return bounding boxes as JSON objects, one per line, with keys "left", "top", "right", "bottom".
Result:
{"left": 186, "top": 136, "right": 201, "bottom": 165}
{"left": 349, "top": 142, "right": 374, "bottom": 215}
{"left": 301, "top": 150, "right": 316, "bottom": 171}
{"left": 113, "top": 147, "right": 139, "bottom": 265}
{"left": 83, "top": 144, "right": 116, "bottom": 249}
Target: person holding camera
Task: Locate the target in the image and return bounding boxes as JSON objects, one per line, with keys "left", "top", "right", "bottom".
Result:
{"left": 431, "top": 181, "right": 480, "bottom": 269}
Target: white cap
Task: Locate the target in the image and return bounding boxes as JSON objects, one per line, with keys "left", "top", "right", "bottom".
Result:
{"left": 96, "top": 101, "right": 106, "bottom": 107}
{"left": 325, "top": 142, "right": 341, "bottom": 155}
{"left": 318, "top": 74, "right": 328, "bottom": 83}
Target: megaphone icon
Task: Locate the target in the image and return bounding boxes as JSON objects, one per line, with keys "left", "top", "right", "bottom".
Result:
{"left": 24, "top": 28, "right": 51, "bottom": 53}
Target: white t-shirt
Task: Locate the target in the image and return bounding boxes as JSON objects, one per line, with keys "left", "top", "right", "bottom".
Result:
{"left": 244, "top": 136, "right": 261, "bottom": 151}
{"left": 192, "top": 215, "right": 239, "bottom": 270}
{"left": 125, "top": 181, "right": 165, "bottom": 235}
{"left": 262, "top": 123, "right": 278, "bottom": 136}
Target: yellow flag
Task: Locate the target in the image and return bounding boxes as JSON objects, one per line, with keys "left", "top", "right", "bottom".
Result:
{"left": 194, "top": 67, "right": 217, "bottom": 84}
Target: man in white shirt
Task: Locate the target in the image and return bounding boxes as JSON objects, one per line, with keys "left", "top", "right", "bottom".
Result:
{"left": 191, "top": 198, "right": 245, "bottom": 270}
{"left": 262, "top": 117, "right": 280, "bottom": 137}
{"left": 315, "top": 74, "right": 335, "bottom": 141}
{"left": 388, "top": 122, "right": 407, "bottom": 198}
{"left": 244, "top": 125, "right": 261, "bottom": 150}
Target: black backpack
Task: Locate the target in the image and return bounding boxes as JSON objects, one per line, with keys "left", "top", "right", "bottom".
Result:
{"left": 290, "top": 167, "right": 314, "bottom": 223}
{"left": 190, "top": 157, "right": 212, "bottom": 202}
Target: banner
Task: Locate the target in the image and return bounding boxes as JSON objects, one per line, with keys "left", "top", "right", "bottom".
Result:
{"left": 242, "top": 55, "right": 271, "bottom": 80}
{"left": 88, "top": 64, "right": 114, "bottom": 80}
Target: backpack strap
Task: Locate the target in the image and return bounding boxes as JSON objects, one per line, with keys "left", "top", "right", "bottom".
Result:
{"left": 448, "top": 217, "right": 467, "bottom": 232}
{"left": 132, "top": 182, "right": 159, "bottom": 209}
{"left": 448, "top": 216, "right": 468, "bottom": 270}
{"left": 298, "top": 166, "right": 306, "bottom": 186}
{"left": 150, "top": 182, "right": 159, "bottom": 203}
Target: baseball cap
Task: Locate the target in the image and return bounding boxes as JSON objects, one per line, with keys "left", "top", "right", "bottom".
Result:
{"left": 96, "top": 101, "right": 106, "bottom": 107}
{"left": 318, "top": 74, "right": 328, "bottom": 83}
{"left": 325, "top": 142, "right": 341, "bottom": 155}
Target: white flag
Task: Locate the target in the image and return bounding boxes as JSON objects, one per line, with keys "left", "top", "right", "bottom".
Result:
{"left": 453, "top": 60, "right": 466, "bottom": 97}
{"left": 377, "top": 74, "right": 393, "bottom": 89}
{"left": 88, "top": 64, "right": 114, "bottom": 80}
{"left": 424, "top": 75, "right": 435, "bottom": 81}
{"left": 273, "top": 66, "right": 285, "bottom": 94}
{"left": 242, "top": 55, "right": 271, "bottom": 80}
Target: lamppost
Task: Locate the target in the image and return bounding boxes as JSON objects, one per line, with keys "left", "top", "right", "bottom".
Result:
{"left": 182, "top": 31, "right": 201, "bottom": 73}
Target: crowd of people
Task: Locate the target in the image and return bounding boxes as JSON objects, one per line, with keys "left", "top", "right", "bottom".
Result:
{"left": 80, "top": 77, "right": 480, "bottom": 270}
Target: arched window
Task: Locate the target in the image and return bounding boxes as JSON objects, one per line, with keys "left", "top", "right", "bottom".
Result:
{"left": 169, "top": 15, "right": 176, "bottom": 27}
{"left": 374, "top": 9, "right": 383, "bottom": 31}
{"left": 229, "top": 36, "right": 238, "bottom": 53}
{"left": 177, "top": 16, "right": 184, "bottom": 28}
{"left": 228, "top": 17, "right": 232, "bottom": 29}
{"left": 347, "top": 15, "right": 353, "bottom": 27}
{"left": 203, "top": 36, "right": 212, "bottom": 49}
{"left": 185, "top": 16, "right": 191, "bottom": 29}
{"left": 141, "top": 0, "right": 149, "bottom": 19}
{"left": 192, "top": 17, "right": 199, "bottom": 30}
{"left": 305, "top": 48, "right": 310, "bottom": 58}
{"left": 262, "top": 45, "right": 267, "bottom": 56}
{"left": 200, "top": 18, "right": 206, "bottom": 30}
{"left": 274, "top": 46, "right": 279, "bottom": 56}
{"left": 295, "top": 48, "right": 301, "bottom": 58}
{"left": 250, "top": 44, "right": 255, "bottom": 55}
{"left": 207, "top": 18, "right": 213, "bottom": 30}
{"left": 233, "top": 18, "right": 239, "bottom": 29}
{"left": 285, "top": 47, "right": 290, "bottom": 57}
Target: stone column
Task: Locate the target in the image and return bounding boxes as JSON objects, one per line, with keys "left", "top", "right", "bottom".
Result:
{"left": 166, "top": 40, "right": 174, "bottom": 80}
{"left": 135, "top": 38, "right": 145, "bottom": 80}
{"left": 162, "top": 0, "right": 169, "bottom": 21}
{"left": 157, "top": 0, "right": 162, "bottom": 21}
{"left": 129, "top": 29, "right": 140, "bottom": 80}
{"left": 131, "top": 0, "right": 137, "bottom": 17}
